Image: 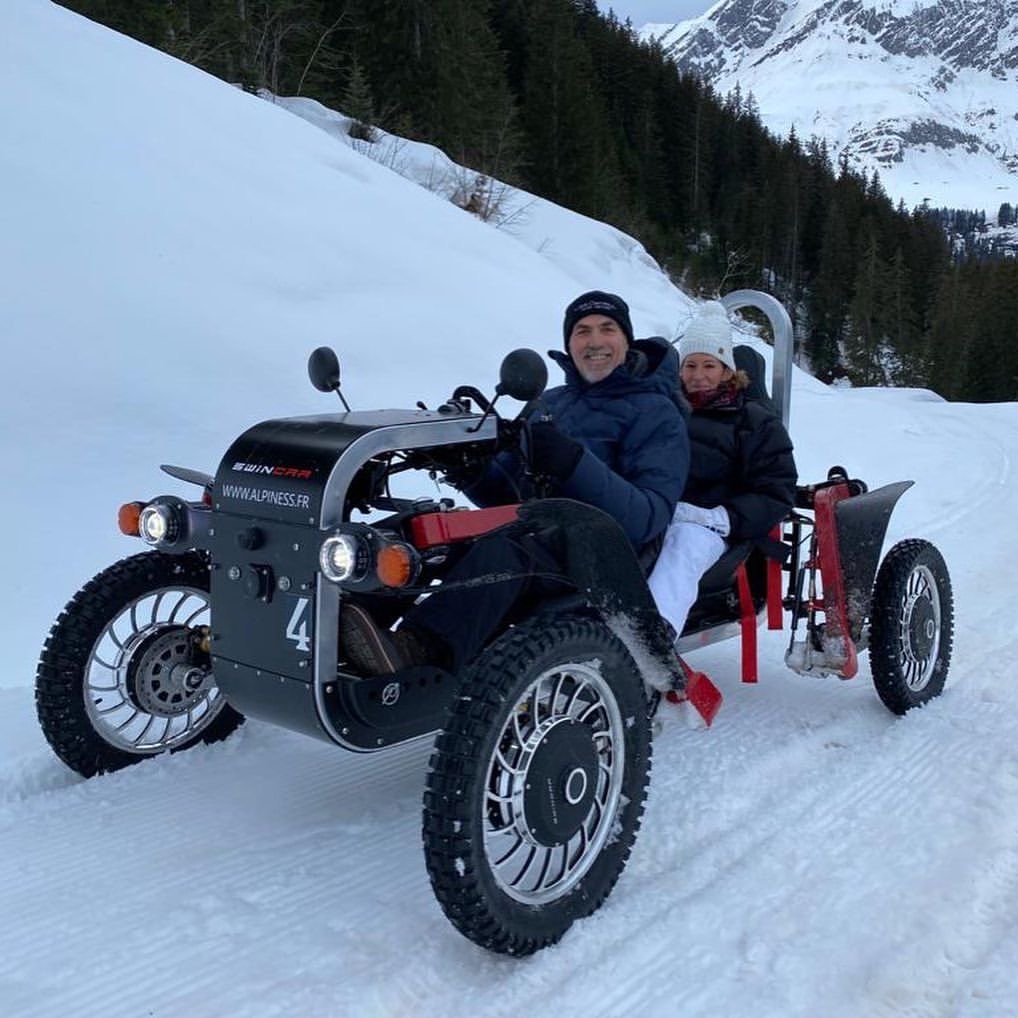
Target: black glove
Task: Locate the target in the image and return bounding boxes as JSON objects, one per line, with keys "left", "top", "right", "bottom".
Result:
{"left": 528, "top": 420, "right": 583, "bottom": 480}
{"left": 438, "top": 455, "right": 486, "bottom": 491}
{"left": 419, "top": 448, "right": 484, "bottom": 490}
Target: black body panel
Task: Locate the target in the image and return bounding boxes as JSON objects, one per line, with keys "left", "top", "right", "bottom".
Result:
{"left": 207, "top": 515, "right": 318, "bottom": 681}
{"left": 214, "top": 410, "right": 491, "bottom": 527}
{"left": 213, "top": 662, "right": 328, "bottom": 742}
{"left": 323, "top": 666, "right": 458, "bottom": 750}
{"left": 835, "top": 480, "right": 914, "bottom": 640}
{"left": 202, "top": 409, "right": 498, "bottom": 749}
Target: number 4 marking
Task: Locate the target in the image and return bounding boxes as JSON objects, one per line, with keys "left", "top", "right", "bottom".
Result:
{"left": 286, "top": 597, "right": 311, "bottom": 653}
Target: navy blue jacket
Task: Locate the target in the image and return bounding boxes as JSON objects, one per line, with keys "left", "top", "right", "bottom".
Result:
{"left": 465, "top": 338, "right": 689, "bottom": 549}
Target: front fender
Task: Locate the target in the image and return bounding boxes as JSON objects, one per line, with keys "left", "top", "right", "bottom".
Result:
{"left": 516, "top": 499, "right": 683, "bottom": 693}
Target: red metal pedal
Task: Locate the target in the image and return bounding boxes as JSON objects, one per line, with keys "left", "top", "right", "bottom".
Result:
{"left": 666, "top": 659, "right": 723, "bottom": 727}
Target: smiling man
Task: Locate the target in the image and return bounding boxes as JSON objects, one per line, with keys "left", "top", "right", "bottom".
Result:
{"left": 515, "top": 289, "right": 690, "bottom": 551}
{"left": 339, "top": 289, "right": 691, "bottom": 677}
{"left": 564, "top": 292, "right": 631, "bottom": 383}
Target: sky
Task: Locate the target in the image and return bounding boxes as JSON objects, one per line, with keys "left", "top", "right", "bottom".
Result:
{"left": 601, "top": 0, "right": 712, "bottom": 27}
{"left": 3, "top": 1, "right": 1018, "bottom": 1015}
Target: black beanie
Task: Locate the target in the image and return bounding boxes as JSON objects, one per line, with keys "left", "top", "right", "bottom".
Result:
{"left": 562, "top": 290, "right": 634, "bottom": 349}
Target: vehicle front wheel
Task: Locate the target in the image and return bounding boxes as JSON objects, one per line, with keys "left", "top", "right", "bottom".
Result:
{"left": 869, "top": 539, "right": 954, "bottom": 715}
{"left": 422, "top": 615, "right": 651, "bottom": 956}
{"left": 36, "top": 551, "right": 244, "bottom": 777}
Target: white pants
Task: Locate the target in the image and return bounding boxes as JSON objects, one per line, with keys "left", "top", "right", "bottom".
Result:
{"left": 648, "top": 521, "right": 727, "bottom": 637}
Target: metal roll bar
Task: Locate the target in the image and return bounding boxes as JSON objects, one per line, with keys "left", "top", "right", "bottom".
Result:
{"left": 721, "top": 289, "right": 794, "bottom": 429}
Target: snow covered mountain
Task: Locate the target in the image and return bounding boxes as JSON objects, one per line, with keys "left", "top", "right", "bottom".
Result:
{"left": 642, "top": 0, "right": 1018, "bottom": 215}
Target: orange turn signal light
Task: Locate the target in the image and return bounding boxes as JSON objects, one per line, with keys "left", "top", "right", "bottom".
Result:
{"left": 118, "top": 501, "right": 144, "bottom": 536}
{"left": 376, "top": 543, "right": 415, "bottom": 588}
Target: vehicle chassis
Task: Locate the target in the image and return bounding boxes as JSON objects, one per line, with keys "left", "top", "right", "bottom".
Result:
{"left": 35, "top": 290, "right": 953, "bottom": 956}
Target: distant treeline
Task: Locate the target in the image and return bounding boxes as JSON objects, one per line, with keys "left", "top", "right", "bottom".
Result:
{"left": 59, "top": 0, "right": 1018, "bottom": 401}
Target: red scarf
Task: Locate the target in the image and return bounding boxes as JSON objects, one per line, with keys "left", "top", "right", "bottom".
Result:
{"left": 685, "top": 379, "right": 740, "bottom": 411}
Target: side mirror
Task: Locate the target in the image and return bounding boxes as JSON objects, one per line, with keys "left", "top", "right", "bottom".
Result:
{"left": 308, "top": 346, "right": 341, "bottom": 393}
{"left": 496, "top": 348, "right": 547, "bottom": 403}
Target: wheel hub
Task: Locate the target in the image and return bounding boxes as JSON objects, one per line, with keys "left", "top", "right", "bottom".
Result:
{"left": 906, "top": 595, "right": 936, "bottom": 659}
{"left": 516, "top": 718, "right": 598, "bottom": 847}
{"left": 125, "top": 626, "right": 212, "bottom": 717}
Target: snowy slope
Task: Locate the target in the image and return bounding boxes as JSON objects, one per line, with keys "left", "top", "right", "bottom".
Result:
{"left": 0, "top": 0, "right": 688, "bottom": 683}
{"left": 3, "top": 2, "right": 1018, "bottom": 1014}
{"left": 642, "top": 0, "right": 1018, "bottom": 214}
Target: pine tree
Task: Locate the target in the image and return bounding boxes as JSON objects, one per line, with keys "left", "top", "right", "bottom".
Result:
{"left": 885, "top": 247, "right": 922, "bottom": 383}
{"left": 342, "top": 56, "right": 376, "bottom": 141}
{"left": 58, "top": 0, "right": 180, "bottom": 50}
{"left": 350, "top": 0, "right": 442, "bottom": 139}
{"left": 925, "top": 261, "right": 969, "bottom": 399}
{"left": 809, "top": 196, "right": 855, "bottom": 379}
{"left": 432, "top": 0, "right": 522, "bottom": 180}
{"left": 964, "top": 261, "right": 1018, "bottom": 400}
{"left": 520, "top": 0, "right": 618, "bottom": 217}
{"left": 845, "top": 227, "right": 892, "bottom": 385}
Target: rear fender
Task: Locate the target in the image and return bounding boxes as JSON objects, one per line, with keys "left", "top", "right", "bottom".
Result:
{"left": 835, "top": 480, "right": 914, "bottom": 640}
{"left": 811, "top": 479, "right": 913, "bottom": 679}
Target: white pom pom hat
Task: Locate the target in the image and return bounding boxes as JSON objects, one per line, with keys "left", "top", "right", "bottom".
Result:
{"left": 678, "top": 301, "right": 735, "bottom": 372}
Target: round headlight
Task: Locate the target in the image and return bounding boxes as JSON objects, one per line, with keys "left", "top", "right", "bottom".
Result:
{"left": 320, "top": 533, "right": 364, "bottom": 583}
{"left": 138, "top": 504, "right": 177, "bottom": 545}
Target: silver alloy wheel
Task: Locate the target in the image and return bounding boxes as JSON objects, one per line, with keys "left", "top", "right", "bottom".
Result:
{"left": 83, "top": 585, "right": 227, "bottom": 754}
{"left": 483, "top": 661, "right": 625, "bottom": 905}
{"left": 898, "top": 563, "right": 942, "bottom": 692}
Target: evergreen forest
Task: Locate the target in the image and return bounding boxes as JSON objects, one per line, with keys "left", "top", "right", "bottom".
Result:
{"left": 58, "top": 0, "right": 1018, "bottom": 401}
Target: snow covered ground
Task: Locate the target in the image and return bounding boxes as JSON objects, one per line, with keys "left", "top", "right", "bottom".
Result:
{"left": 2, "top": 2, "right": 1018, "bottom": 1015}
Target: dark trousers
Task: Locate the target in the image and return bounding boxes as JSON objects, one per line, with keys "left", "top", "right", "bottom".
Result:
{"left": 404, "top": 529, "right": 569, "bottom": 672}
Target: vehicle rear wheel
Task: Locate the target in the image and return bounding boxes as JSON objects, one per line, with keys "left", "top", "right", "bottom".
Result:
{"left": 422, "top": 615, "right": 651, "bottom": 956}
{"left": 869, "top": 539, "right": 953, "bottom": 715}
{"left": 36, "top": 551, "right": 244, "bottom": 777}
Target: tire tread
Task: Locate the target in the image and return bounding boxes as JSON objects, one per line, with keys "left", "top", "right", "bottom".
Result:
{"left": 422, "top": 615, "right": 651, "bottom": 955}
{"left": 869, "top": 539, "right": 954, "bottom": 715}
{"left": 35, "top": 551, "right": 243, "bottom": 777}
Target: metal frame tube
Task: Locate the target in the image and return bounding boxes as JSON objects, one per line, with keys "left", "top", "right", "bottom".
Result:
{"left": 721, "top": 289, "right": 794, "bottom": 429}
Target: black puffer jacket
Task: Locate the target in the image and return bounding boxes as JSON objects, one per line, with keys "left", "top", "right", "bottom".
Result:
{"left": 684, "top": 392, "right": 797, "bottom": 542}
